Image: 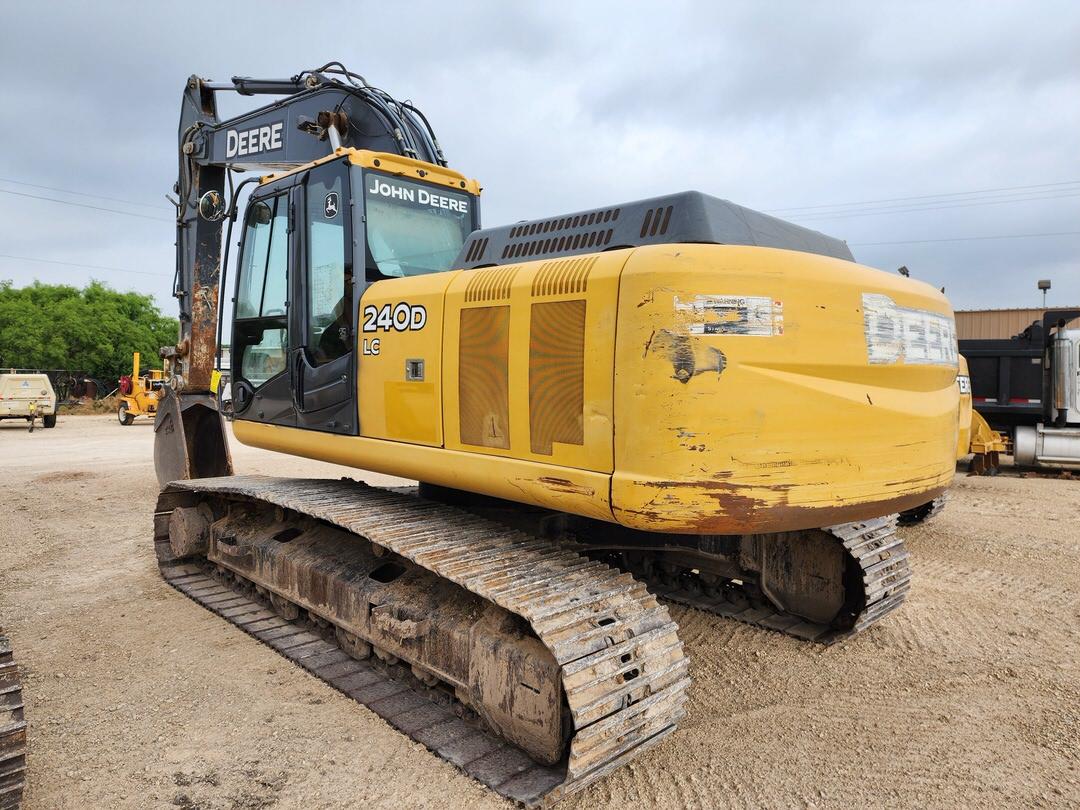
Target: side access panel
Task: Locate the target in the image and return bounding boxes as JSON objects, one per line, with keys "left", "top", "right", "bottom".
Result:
{"left": 443, "top": 251, "right": 626, "bottom": 474}
{"left": 358, "top": 273, "right": 460, "bottom": 445}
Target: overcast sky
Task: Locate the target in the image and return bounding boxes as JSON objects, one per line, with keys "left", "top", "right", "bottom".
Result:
{"left": 2, "top": 1, "right": 1078, "bottom": 314}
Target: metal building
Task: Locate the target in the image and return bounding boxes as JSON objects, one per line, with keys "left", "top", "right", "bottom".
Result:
{"left": 955, "top": 308, "right": 1080, "bottom": 340}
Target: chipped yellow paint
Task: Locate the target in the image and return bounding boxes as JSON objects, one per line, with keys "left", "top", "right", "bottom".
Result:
{"left": 610, "top": 244, "right": 958, "bottom": 534}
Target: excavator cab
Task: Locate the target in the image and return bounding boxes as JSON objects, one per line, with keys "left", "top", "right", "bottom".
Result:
{"left": 228, "top": 153, "right": 478, "bottom": 437}
{"left": 154, "top": 66, "right": 472, "bottom": 486}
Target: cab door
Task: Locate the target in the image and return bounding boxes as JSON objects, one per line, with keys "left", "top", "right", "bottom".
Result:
{"left": 231, "top": 188, "right": 295, "bottom": 427}
{"left": 290, "top": 157, "right": 357, "bottom": 434}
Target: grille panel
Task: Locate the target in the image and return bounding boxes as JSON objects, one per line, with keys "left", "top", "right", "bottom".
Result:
{"left": 640, "top": 205, "right": 674, "bottom": 238}
{"left": 529, "top": 300, "right": 586, "bottom": 455}
{"left": 463, "top": 236, "right": 490, "bottom": 263}
{"left": 532, "top": 256, "right": 597, "bottom": 297}
{"left": 464, "top": 266, "right": 518, "bottom": 303}
{"left": 459, "top": 306, "right": 511, "bottom": 449}
{"left": 502, "top": 229, "right": 613, "bottom": 260}
{"left": 500, "top": 206, "right": 621, "bottom": 262}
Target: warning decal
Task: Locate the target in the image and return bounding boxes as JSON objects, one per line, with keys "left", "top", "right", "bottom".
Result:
{"left": 674, "top": 294, "right": 784, "bottom": 336}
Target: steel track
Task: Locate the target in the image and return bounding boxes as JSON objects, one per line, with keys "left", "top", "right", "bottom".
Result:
{"left": 401, "top": 487, "right": 914, "bottom": 643}
{"left": 155, "top": 476, "right": 690, "bottom": 807}
{"left": 0, "top": 633, "right": 25, "bottom": 810}
{"left": 622, "top": 515, "right": 912, "bottom": 643}
{"left": 898, "top": 494, "right": 948, "bottom": 526}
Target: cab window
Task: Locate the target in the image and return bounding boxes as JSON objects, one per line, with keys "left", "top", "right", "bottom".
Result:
{"left": 362, "top": 171, "right": 472, "bottom": 279}
{"left": 235, "top": 196, "right": 288, "bottom": 387}
{"left": 305, "top": 165, "right": 350, "bottom": 365}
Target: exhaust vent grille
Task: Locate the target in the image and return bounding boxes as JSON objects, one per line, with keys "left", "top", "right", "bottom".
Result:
{"left": 532, "top": 256, "right": 597, "bottom": 297}
{"left": 529, "top": 300, "right": 586, "bottom": 455}
{"left": 502, "top": 229, "right": 614, "bottom": 260}
{"left": 463, "top": 236, "right": 490, "bottom": 263}
{"left": 499, "top": 206, "right": 622, "bottom": 262}
{"left": 640, "top": 205, "right": 674, "bottom": 238}
{"left": 464, "top": 266, "right": 518, "bottom": 303}
{"left": 508, "top": 207, "right": 621, "bottom": 240}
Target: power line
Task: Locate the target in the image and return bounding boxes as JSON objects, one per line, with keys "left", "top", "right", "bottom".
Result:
{"left": 3, "top": 166, "right": 1076, "bottom": 218}
{"left": 766, "top": 179, "right": 1080, "bottom": 214}
{"left": 790, "top": 190, "right": 1080, "bottom": 222}
{"left": 0, "top": 177, "right": 166, "bottom": 211}
{"left": 4, "top": 167, "right": 1078, "bottom": 235}
{"left": 0, "top": 253, "right": 170, "bottom": 278}
{"left": 0, "top": 189, "right": 173, "bottom": 222}
{"left": 789, "top": 187, "right": 1080, "bottom": 219}
{"left": 2, "top": 172, "right": 1078, "bottom": 260}
{"left": 850, "top": 230, "right": 1080, "bottom": 247}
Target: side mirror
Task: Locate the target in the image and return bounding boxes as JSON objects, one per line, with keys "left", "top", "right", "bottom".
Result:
{"left": 197, "top": 190, "right": 227, "bottom": 222}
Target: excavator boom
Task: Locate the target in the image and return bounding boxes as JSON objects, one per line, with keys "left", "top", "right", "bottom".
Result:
{"left": 158, "top": 65, "right": 448, "bottom": 484}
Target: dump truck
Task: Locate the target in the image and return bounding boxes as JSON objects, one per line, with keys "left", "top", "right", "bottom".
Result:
{"left": 0, "top": 372, "right": 56, "bottom": 429}
{"left": 961, "top": 309, "right": 1080, "bottom": 469}
{"left": 150, "top": 64, "right": 960, "bottom": 804}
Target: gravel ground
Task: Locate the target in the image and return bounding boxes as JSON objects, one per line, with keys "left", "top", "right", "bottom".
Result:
{"left": 0, "top": 414, "right": 1077, "bottom": 809}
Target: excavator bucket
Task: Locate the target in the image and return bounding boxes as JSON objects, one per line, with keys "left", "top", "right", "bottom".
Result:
{"left": 154, "top": 387, "right": 233, "bottom": 488}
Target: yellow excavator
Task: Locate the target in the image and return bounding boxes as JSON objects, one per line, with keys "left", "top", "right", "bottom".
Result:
{"left": 152, "top": 64, "right": 960, "bottom": 804}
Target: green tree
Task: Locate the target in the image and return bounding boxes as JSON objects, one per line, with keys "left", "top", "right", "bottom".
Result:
{"left": 0, "top": 279, "right": 179, "bottom": 384}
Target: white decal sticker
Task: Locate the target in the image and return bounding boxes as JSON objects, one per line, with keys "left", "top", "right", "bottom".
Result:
{"left": 862, "top": 293, "right": 957, "bottom": 366}
{"left": 225, "top": 121, "right": 284, "bottom": 158}
{"left": 957, "top": 374, "right": 971, "bottom": 394}
{"left": 674, "top": 295, "right": 783, "bottom": 336}
{"left": 362, "top": 303, "right": 428, "bottom": 333}
{"left": 366, "top": 176, "right": 470, "bottom": 213}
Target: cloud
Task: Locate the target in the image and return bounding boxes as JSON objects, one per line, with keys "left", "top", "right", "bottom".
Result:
{"left": 1, "top": 0, "right": 1078, "bottom": 313}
